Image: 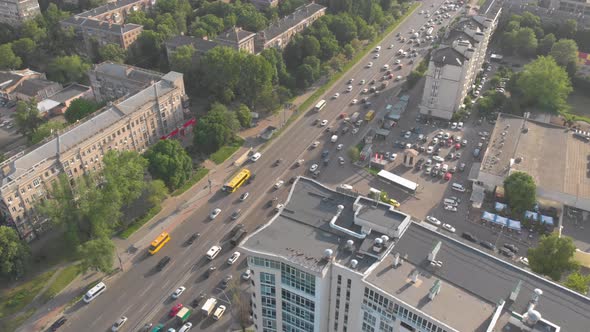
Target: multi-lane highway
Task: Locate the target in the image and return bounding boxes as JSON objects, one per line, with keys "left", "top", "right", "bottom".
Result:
{"left": 58, "top": 1, "right": 452, "bottom": 331}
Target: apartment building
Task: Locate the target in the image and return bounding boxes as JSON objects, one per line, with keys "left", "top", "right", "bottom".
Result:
{"left": 240, "top": 177, "right": 588, "bottom": 332}
{"left": 0, "top": 71, "right": 187, "bottom": 241}
{"left": 419, "top": 9, "right": 500, "bottom": 120}
{"left": 0, "top": 0, "right": 40, "bottom": 26}
{"left": 0, "top": 69, "right": 47, "bottom": 101}
{"left": 165, "top": 27, "right": 256, "bottom": 60}
{"left": 88, "top": 61, "right": 164, "bottom": 102}
{"left": 60, "top": 0, "right": 155, "bottom": 56}
{"left": 254, "top": 3, "right": 326, "bottom": 53}
{"left": 250, "top": 0, "right": 280, "bottom": 10}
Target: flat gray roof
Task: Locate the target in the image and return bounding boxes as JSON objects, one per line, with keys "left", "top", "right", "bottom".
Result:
{"left": 481, "top": 113, "right": 590, "bottom": 200}
{"left": 48, "top": 84, "right": 90, "bottom": 103}
{"left": 241, "top": 177, "right": 406, "bottom": 273}
{"left": 260, "top": 3, "right": 326, "bottom": 42}
{"left": 386, "top": 222, "right": 590, "bottom": 331}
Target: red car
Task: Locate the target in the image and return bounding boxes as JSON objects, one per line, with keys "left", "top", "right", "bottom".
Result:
{"left": 169, "top": 303, "right": 183, "bottom": 317}
{"left": 444, "top": 172, "right": 452, "bottom": 181}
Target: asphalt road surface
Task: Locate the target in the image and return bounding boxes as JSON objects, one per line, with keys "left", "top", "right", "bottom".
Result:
{"left": 58, "top": 1, "right": 452, "bottom": 331}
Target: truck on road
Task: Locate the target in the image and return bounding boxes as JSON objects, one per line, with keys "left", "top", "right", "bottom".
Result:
{"left": 201, "top": 298, "right": 218, "bottom": 316}
{"left": 350, "top": 112, "right": 360, "bottom": 123}
{"left": 176, "top": 307, "right": 191, "bottom": 323}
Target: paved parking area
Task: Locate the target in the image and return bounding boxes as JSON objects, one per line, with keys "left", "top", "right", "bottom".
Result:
{"left": 0, "top": 105, "right": 25, "bottom": 154}
{"left": 562, "top": 206, "right": 590, "bottom": 252}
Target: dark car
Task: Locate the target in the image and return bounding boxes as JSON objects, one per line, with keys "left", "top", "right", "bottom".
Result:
{"left": 312, "top": 119, "right": 319, "bottom": 125}
{"left": 156, "top": 256, "right": 171, "bottom": 271}
{"left": 503, "top": 243, "right": 519, "bottom": 254}
{"left": 190, "top": 292, "right": 206, "bottom": 308}
{"left": 51, "top": 316, "right": 67, "bottom": 331}
{"left": 273, "top": 159, "right": 282, "bottom": 166}
{"left": 185, "top": 233, "right": 200, "bottom": 246}
{"left": 323, "top": 157, "right": 330, "bottom": 165}
{"left": 479, "top": 241, "right": 495, "bottom": 251}
{"left": 289, "top": 176, "right": 297, "bottom": 184}
{"left": 461, "top": 232, "right": 477, "bottom": 243}
{"left": 322, "top": 150, "right": 330, "bottom": 158}
{"left": 499, "top": 247, "right": 515, "bottom": 258}
{"left": 221, "top": 275, "right": 233, "bottom": 289}
{"left": 246, "top": 173, "right": 256, "bottom": 184}
{"left": 206, "top": 266, "right": 217, "bottom": 278}
{"left": 231, "top": 209, "right": 242, "bottom": 220}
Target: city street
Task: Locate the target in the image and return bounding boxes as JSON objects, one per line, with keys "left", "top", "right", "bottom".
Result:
{"left": 49, "top": 1, "right": 464, "bottom": 331}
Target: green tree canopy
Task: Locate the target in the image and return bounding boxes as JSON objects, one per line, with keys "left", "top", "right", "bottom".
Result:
{"left": 14, "top": 99, "right": 42, "bottom": 139}
{"left": 64, "top": 98, "right": 102, "bottom": 123}
{"left": 528, "top": 233, "right": 577, "bottom": 281}
{"left": 504, "top": 171, "right": 536, "bottom": 215}
{"left": 47, "top": 55, "right": 90, "bottom": 84}
{"left": 538, "top": 33, "right": 556, "bottom": 55}
{"left": 30, "top": 120, "right": 65, "bottom": 145}
{"left": 77, "top": 236, "right": 114, "bottom": 273}
{"left": 193, "top": 103, "right": 239, "bottom": 154}
{"left": 99, "top": 44, "right": 127, "bottom": 63}
{"left": 0, "top": 43, "right": 22, "bottom": 69}
{"left": 549, "top": 39, "right": 578, "bottom": 68}
{"left": 564, "top": 271, "right": 590, "bottom": 294}
{"left": 0, "top": 226, "right": 30, "bottom": 279}
{"left": 102, "top": 150, "right": 148, "bottom": 206}
{"left": 11, "top": 38, "right": 37, "bottom": 65}
{"left": 145, "top": 140, "right": 192, "bottom": 190}
{"left": 515, "top": 27, "right": 538, "bottom": 57}
{"left": 516, "top": 56, "right": 572, "bottom": 113}
{"left": 236, "top": 104, "right": 252, "bottom": 128}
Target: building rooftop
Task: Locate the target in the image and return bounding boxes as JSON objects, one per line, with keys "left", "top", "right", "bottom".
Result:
{"left": 431, "top": 47, "right": 465, "bottom": 67}
{"left": 216, "top": 27, "right": 255, "bottom": 43}
{"left": 48, "top": 84, "right": 90, "bottom": 103}
{"left": 76, "top": 0, "right": 148, "bottom": 18}
{"left": 164, "top": 35, "right": 218, "bottom": 54}
{"left": 259, "top": 3, "right": 326, "bottom": 42}
{"left": 0, "top": 72, "right": 182, "bottom": 186}
{"left": 12, "top": 78, "right": 60, "bottom": 97}
{"left": 375, "top": 222, "right": 590, "bottom": 332}
{"left": 62, "top": 16, "right": 142, "bottom": 33}
{"left": 92, "top": 62, "right": 163, "bottom": 85}
{"left": 481, "top": 113, "right": 590, "bottom": 200}
{"left": 241, "top": 177, "right": 411, "bottom": 273}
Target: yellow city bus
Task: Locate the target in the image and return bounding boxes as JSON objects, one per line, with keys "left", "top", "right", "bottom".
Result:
{"left": 148, "top": 232, "right": 171, "bottom": 255}
{"left": 222, "top": 168, "right": 251, "bottom": 193}
{"left": 365, "top": 110, "right": 376, "bottom": 121}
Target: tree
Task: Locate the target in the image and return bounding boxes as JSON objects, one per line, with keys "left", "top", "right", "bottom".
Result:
{"left": 64, "top": 98, "right": 102, "bottom": 123}
{"left": 14, "top": 99, "right": 42, "bottom": 139}
{"left": 30, "top": 120, "right": 65, "bottom": 145}
{"left": 20, "top": 19, "right": 47, "bottom": 43}
{"left": 549, "top": 39, "right": 578, "bottom": 68}
{"left": 0, "top": 43, "right": 22, "bottom": 69}
{"left": 515, "top": 28, "right": 537, "bottom": 57}
{"left": 528, "top": 233, "right": 577, "bottom": 281}
{"left": 504, "top": 171, "right": 536, "bottom": 215}
{"left": 102, "top": 150, "right": 148, "bottom": 206}
{"left": 559, "top": 19, "right": 577, "bottom": 39}
{"left": 564, "top": 271, "right": 590, "bottom": 294}
{"left": 99, "top": 44, "right": 127, "bottom": 63}
{"left": 193, "top": 103, "right": 239, "bottom": 154}
{"left": 301, "top": 35, "right": 320, "bottom": 59}
{"left": 538, "top": 33, "right": 556, "bottom": 55}
{"left": 348, "top": 146, "right": 360, "bottom": 162}
{"left": 329, "top": 13, "right": 358, "bottom": 44}
{"left": 47, "top": 55, "right": 90, "bottom": 84}
{"left": 146, "top": 179, "right": 169, "bottom": 207}
{"left": 11, "top": 38, "right": 36, "bottom": 65}
{"left": 516, "top": 56, "right": 572, "bottom": 112}
{"left": 145, "top": 140, "right": 192, "bottom": 190}
{"left": 0, "top": 226, "right": 30, "bottom": 279}
{"left": 169, "top": 45, "right": 195, "bottom": 74}
{"left": 295, "top": 64, "right": 315, "bottom": 89}
{"left": 77, "top": 236, "right": 115, "bottom": 273}
{"left": 236, "top": 104, "right": 252, "bottom": 128}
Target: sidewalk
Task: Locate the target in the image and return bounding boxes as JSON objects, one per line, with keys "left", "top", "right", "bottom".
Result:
{"left": 17, "top": 82, "right": 318, "bottom": 332}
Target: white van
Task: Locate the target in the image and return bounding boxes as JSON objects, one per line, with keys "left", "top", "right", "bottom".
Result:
{"left": 339, "top": 184, "right": 353, "bottom": 191}
{"left": 213, "top": 305, "right": 226, "bottom": 320}
{"left": 451, "top": 183, "right": 466, "bottom": 192}
{"left": 83, "top": 282, "right": 106, "bottom": 303}
{"left": 443, "top": 198, "right": 458, "bottom": 206}
{"left": 206, "top": 245, "right": 222, "bottom": 260}
{"left": 331, "top": 135, "right": 338, "bottom": 143}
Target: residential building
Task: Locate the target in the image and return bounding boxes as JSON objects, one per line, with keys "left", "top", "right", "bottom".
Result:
{"left": 10, "top": 78, "right": 63, "bottom": 103}
{"left": 0, "top": 0, "right": 40, "bottom": 26}
{"left": 419, "top": 8, "right": 500, "bottom": 120}
{"left": 250, "top": 0, "right": 280, "bottom": 10}
{"left": 60, "top": 0, "right": 155, "bottom": 56}
{"left": 164, "top": 27, "right": 256, "bottom": 60}
{"left": 0, "top": 71, "right": 188, "bottom": 241}
{"left": 0, "top": 69, "right": 47, "bottom": 101}
{"left": 37, "top": 84, "right": 93, "bottom": 116}
{"left": 254, "top": 3, "right": 326, "bottom": 53}
{"left": 88, "top": 62, "right": 164, "bottom": 102}
{"left": 240, "top": 177, "right": 589, "bottom": 332}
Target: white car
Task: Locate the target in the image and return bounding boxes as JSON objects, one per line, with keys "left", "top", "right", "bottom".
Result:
{"left": 274, "top": 180, "right": 284, "bottom": 189}
{"left": 442, "top": 223, "right": 456, "bottom": 233}
{"left": 374, "top": 53, "right": 380, "bottom": 59}
{"left": 451, "top": 122, "right": 457, "bottom": 129}
{"left": 426, "top": 216, "right": 441, "bottom": 226}
{"left": 209, "top": 208, "right": 221, "bottom": 220}
{"left": 346, "top": 85, "right": 353, "bottom": 92}
{"left": 240, "top": 192, "right": 249, "bottom": 201}
{"left": 394, "top": 59, "right": 401, "bottom": 64}
{"left": 404, "top": 131, "right": 411, "bottom": 139}
{"left": 390, "top": 153, "right": 397, "bottom": 161}
{"left": 227, "top": 251, "right": 241, "bottom": 265}
{"left": 311, "top": 141, "right": 320, "bottom": 148}
{"left": 309, "top": 164, "right": 319, "bottom": 172}
{"left": 359, "top": 79, "right": 366, "bottom": 84}
{"left": 443, "top": 132, "right": 450, "bottom": 140}
{"left": 362, "top": 88, "right": 369, "bottom": 94}
{"left": 351, "top": 99, "right": 358, "bottom": 105}
{"left": 395, "top": 76, "right": 402, "bottom": 81}
{"left": 367, "top": 62, "right": 373, "bottom": 68}
{"left": 112, "top": 316, "right": 128, "bottom": 332}
{"left": 172, "top": 286, "right": 186, "bottom": 299}
{"left": 518, "top": 256, "right": 529, "bottom": 266}
{"left": 320, "top": 119, "right": 328, "bottom": 126}
{"left": 457, "top": 122, "right": 464, "bottom": 129}
{"left": 432, "top": 155, "right": 444, "bottom": 162}
{"left": 242, "top": 269, "right": 253, "bottom": 280}
{"left": 333, "top": 93, "right": 340, "bottom": 99}
{"left": 352, "top": 128, "right": 359, "bottom": 134}
{"left": 250, "top": 152, "right": 261, "bottom": 162}
{"left": 426, "top": 146, "right": 434, "bottom": 154}
{"left": 337, "top": 144, "right": 344, "bottom": 150}
{"left": 388, "top": 44, "right": 394, "bottom": 49}
{"left": 444, "top": 205, "right": 458, "bottom": 212}
{"left": 179, "top": 322, "right": 192, "bottom": 332}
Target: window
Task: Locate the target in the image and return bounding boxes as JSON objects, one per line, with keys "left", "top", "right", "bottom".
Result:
{"left": 337, "top": 275, "right": 342, "bottom": 285}
{"left": 281, "top": 263, "right": 316, "bottom": 296}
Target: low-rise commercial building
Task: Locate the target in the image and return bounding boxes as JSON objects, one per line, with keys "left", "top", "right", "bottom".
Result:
{"left": 88, "top": 61, "right": 164, "bottom": 102}
{"left": 241, "top": 177, "right": 588, "bottom": 332}
{"left": 0, "top": 71, "right": 188, "bottom": 241}
{"left": 419, "top": 9, "right": 500, "bottom": 120}
{"left": 0, "top": 69, "right": 50, "bottom": 101}
{"left": 37, "top": 84, "right": 93, "bottom": 116}
{"left": 0, "top": 0, "right": 40, "bottom": 26}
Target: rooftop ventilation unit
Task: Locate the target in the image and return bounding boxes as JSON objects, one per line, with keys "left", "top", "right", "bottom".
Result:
{"left": 373, "top": 237, "right": 384, "bottom": 253}
{"left": 410, "top": 270, "right": 420, "bottom": 283}
{"left": 428, "top": 279, "right": 442, "bottom": 301}
{"left": 323, "top": 249, "right": 334, "bottom": 260}
{"left": 350, "top": 259, "right": 358, "bottom": 269}
{"left": 393, "top": 252, "right": 401, "bottom": 267}
{"left": 346, "top": 239, "right": 354, "bottom": 251}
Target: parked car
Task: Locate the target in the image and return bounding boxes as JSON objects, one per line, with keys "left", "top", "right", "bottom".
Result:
{"left": 51, "top": 316, "right": 67, "bottom": 331}
{"left": 499, "top": 247, "right": 515, "bottom": 258}
{"left": 442, "top": 223, "right": 456, "bottom": 233}
{"left": 242, "top": 269, "right": 253, "bottom": 280}
{"left": 479, "top": 241, "right": 496, "bottom": 251}
{"left": 274, "top": 180, "right": 284, "bottom": 189}
{"left": 444, "top": 205, "right": 457, "bottom": 212}
{"left": 426, "top": 216, "right": 441, "bottom": 226}
{"left": 227, "top": 251, "right": 241, "bottom": 265}
{"left": 503, "top": 243, "right": 519, "bottom": 254}
{"left": 461, "top": 232, "right": 477, "bottom": 243}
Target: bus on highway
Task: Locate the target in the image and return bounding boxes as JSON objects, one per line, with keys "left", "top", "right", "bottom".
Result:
{"left": 222, "top": 168, "right": 251, "bottom": 193}
{"left": 149, "top": 232, "right": 171, "bottom": 255}
{"left": 314, "top": 99, "right": 327, "bottom": 112}
{"left": 365, "top": 110, "right": 376, "bottom": 121}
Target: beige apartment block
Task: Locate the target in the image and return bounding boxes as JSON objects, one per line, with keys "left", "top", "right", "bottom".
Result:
{"left": 0, "top": 71, "right": 187, "bottom": 241}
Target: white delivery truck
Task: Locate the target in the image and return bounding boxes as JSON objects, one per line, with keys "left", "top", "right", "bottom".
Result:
{"left": 201, "top": 298, "right": 218, "bottom": 316}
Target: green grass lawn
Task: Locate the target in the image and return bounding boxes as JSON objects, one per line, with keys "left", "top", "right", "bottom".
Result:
{"left": 39, "top": 264, "right": 82, "bottom": 304}
{"left": 119, "top": 205, "right": 162, "bottom": 239}
{"left": 210, "top": 138, "right": 245, "bottom": 165}
{"left": 0, "top": 308, "right": 36, "bottom": 332}
{"left": 0, "top": 270, "right": 56, "bottom": 320}
{"left": 171, "top": 167, "right": 210, "bottom": 197}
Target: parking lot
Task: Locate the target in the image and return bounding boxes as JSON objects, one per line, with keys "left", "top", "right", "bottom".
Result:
{"left": 0, "top": 102, "right": 26, "bottom": 154}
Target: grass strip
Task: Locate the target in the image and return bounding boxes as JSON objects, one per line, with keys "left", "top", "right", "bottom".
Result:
{"left": 39, "top": 264, "right": 82, "bottom": 304}
{"left": 210, "top": 138, "right": 245, "bottom": 165}
{"left": 171, "top": 167, "right": 210, "bottom": 197}
{"left": 0, "top": 270, "right": 56, "bottom": 320}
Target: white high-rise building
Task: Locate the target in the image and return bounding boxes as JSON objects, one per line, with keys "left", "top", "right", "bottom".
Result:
{"left": 240, "top": 177, "right": 588, "bottom": 332}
